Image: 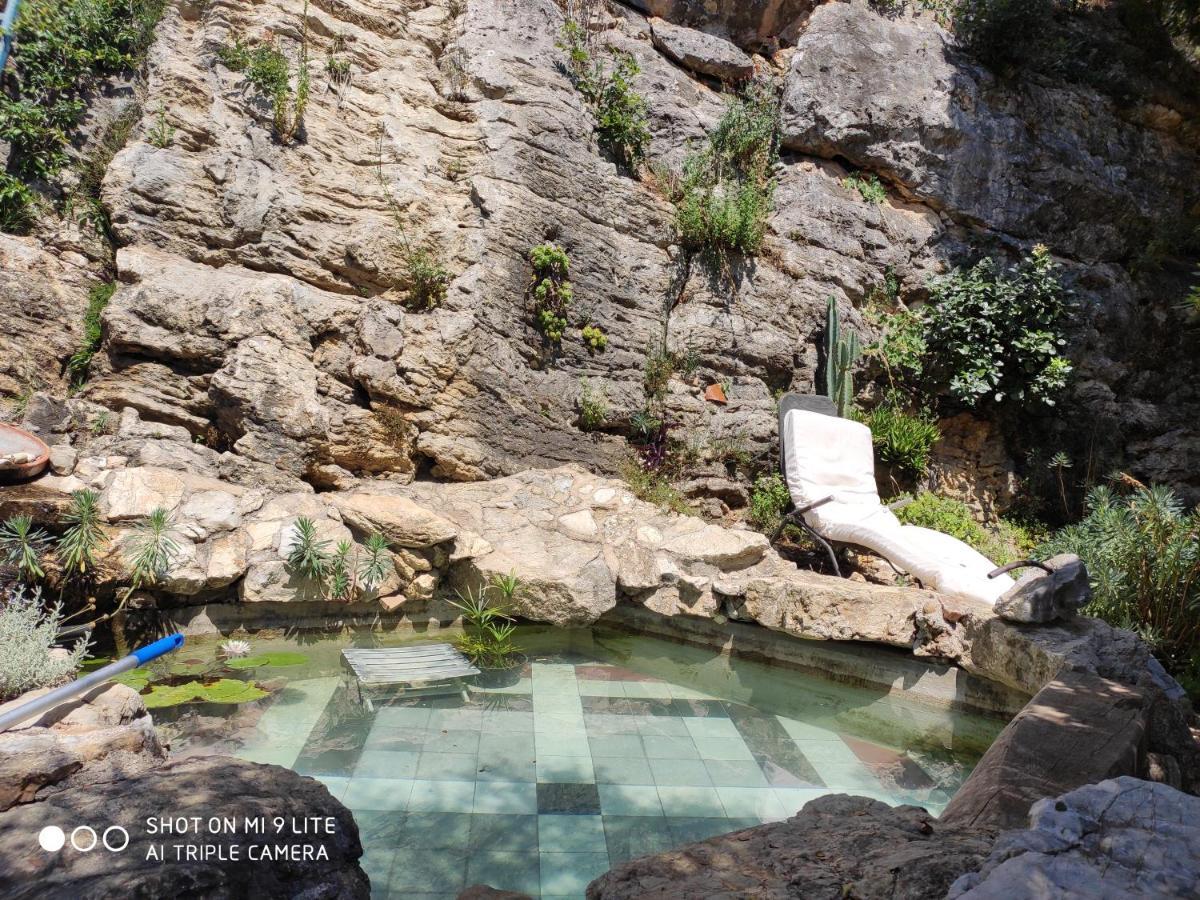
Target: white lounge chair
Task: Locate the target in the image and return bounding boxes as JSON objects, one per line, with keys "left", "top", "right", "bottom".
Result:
{"left": 775, "top": 394, "right": 1032, "bottom": 606}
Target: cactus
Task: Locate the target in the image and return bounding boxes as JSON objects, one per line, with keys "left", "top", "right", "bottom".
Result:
{"left": 824, "top": 296, "right": 861, "bottom": 417}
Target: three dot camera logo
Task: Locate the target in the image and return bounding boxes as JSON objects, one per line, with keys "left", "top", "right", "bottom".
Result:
{"left": 38, "top": 824, "right": 129, "bottom": 853}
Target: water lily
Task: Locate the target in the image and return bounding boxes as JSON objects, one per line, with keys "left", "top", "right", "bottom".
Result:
{"left": 219, "top": 639, "right": 252, "bottom": 659}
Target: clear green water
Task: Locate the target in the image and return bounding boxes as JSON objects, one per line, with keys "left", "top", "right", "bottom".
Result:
{"left": 140, "top": 626, "right": 1003, "bottom": 898}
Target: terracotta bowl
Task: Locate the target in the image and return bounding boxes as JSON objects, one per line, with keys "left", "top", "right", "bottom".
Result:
{"left": 0, "top": 423, "right": 50, "bottom": 482}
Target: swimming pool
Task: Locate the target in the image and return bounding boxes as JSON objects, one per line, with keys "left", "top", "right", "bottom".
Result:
{"left": 146, "top": 626, "right": 1003, "bottom": 898}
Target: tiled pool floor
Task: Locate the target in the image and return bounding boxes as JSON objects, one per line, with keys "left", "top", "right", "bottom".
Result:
{"left": 234, "top": 659, "right": 964, "bottom": 898}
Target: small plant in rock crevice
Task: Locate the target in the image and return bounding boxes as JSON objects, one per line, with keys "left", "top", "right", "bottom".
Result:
{"left": 748, "top": 473, "right": 791, "bottom": 533}
{"left": 528, "top": 243, "right": 574, "bottom": 345}
{"left": 560, "top": 20, "right": 651, "bottom": 172}
{"left": 670, "top": 80, "right": 780, "bottom": 267}
{"left": 375, "top": 132, "right": 451, "bottom": 311}
{"left": 842, "top": 172, "right": 888, "bottom": 204}
{"left": 217, "top": 2, "right": 311, "bottom": 145}
{"left": 577, "top": 378, "right": 609, "bottom": 431}
{"left": 66, "top": 282, "right": 116, "bottom": 386}
{"left": 0, "top": 516, "right": 52, "bottom": 582}
{"left": 146, "top": 103, "right": 175, "bottom": 148}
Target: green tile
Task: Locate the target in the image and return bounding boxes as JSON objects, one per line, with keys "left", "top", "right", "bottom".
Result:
{"left": 656, "top": 785, "right": 727, "bottom": 817}
{"left": 480, "top": 710, "right": 533, "bottom": 733}
{"left": 588, "top": 735, "right": 644, "bottom": 758}
{"left": 772, "top": 787, "right": 833, "bottom": 817}
{"left": 476, "top": 752, "right": 537, "bottom": 783}
{"left": 407, "top": 779, "right": 476, "bottom": 813}
{"left": 682, "top": 718, "right": 740, "bottom": 740}
{"left": 416, "top": 752, "right": 479, "bottom": 781}
{"left": 635, "top": 716, "right": 689, "bottom": 737}
{"left": 467, "top": 850, "right": 541, "bottom": 895}
{"left": 469, "top": 814, "right": 539, "bottom": 851}
{"left": 422, "top": 729, "right": 480, "bottom": 755}
{"left": 343, "top": 778, "right": 414, "bottom": 812}
{"left": 775, "top": 717, "right": 839, "bottom": 742}
{"left": 578, "top": 680, "right": 625, "bottom": 697}
{"left": 354, "top": 810, "right": 406, "bottom": 850}
{"left": 428, "top": 708, "right": 482, "bottom": 731}
{"left": 312, "top": 775, "right": 349, "bottom": 800}
{"left": 537, "top": 755, "right": 596, "bottom": 783}
{"left": 479, "top": 732, "right": 536, "bottom": 757}
{"left": 534, "top": 712, "right": 587, "bottom": 734}
{"left": 537, "top": 731, "right": 590, "bottom": 757}
{"left": 398, "top": 811, "right": 473, "bottom": 850}
{"left": 602, "top": 816, "right": 676, "bottom": 864}
{"left": 666, "top": 816, "right": 755, "bottom": 845}
{"left": 620, "top": 681, "right": 673, "bottom": 699}
{"left": 354, "top": 750, "right": 420, "bottom": 779}
{"left": 642, "top": 735, "right": 699, "bottom": 760}
{"left": 584, "top": 714, "right": 640, "bottom": 735}
{"left": 593, "top": 756, "right": 653, "bottom": 786}
{"left": 388, "top": 846, "right": 467, "bottom": 892}
{"left": 538, "top": 814, "right": 607, "bottom": 852}
{"left": 714, "top": 786, "right": 786, "bottom": 819}
{"left": 703, "top": 759, "right": 768, "bottom": 788}
{"left": 539, "top": 851, "right": 612, "bottom": 895}
{"left": 692, "top": 736, "right": 754, "bottom": 761}
{"left": 364, "top": 726, "right": 428, "bottom": 753}
{"left": 473, "top": 780, "right": 538, "bottom": 814}
{"left": 374, "top": 706, "right": 432, "bottom": 729}
{"left": 360, "top": 846, "right": 395, "bottom": 889}
{"left": 598, "top": 784, "right": 664, "bottom": 816}
{"left": 237, "top": 743, "right": 301, "bottom": 768}
{"left": 791, "top": 739, "right": 860, "bottom": 765}
{"left": 649, "top": 757, "right": 712, "bottom": 787}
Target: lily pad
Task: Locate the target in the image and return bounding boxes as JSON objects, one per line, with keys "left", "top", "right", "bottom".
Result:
{"left": 113, "top": 669, "right": 153, "bottom": 690}
{"left": 225, "top": 652, "right": 309, "bottom": 670}
{"left": 142, "top": 678, "right": 270, "bottom": 709}
{"left": 169, "top": 657, "right": 216, "bottom": 677}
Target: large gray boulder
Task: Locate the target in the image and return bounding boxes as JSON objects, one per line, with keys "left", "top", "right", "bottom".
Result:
{"left": 619, "top": 0, "right": 813, "bottom": 50}
{"left": 648, "top": 17, "right": 755, "bottom": 80}
{"left": 0, "top": 756, "right": 369, "bottom": 899}
{"left": 948, "top": 777, "right": 1200, "bottom": 899}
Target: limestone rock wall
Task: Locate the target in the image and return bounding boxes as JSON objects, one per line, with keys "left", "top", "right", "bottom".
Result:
{"left": 1, "top": 0, "right": 1197, "bottom": 503}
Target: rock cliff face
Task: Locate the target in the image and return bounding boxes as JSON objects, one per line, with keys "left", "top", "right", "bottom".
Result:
{"left": 3, "top": 0, "right": 1193, "bottom": 505}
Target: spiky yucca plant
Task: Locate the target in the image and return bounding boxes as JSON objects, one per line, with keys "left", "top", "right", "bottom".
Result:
{"left": 0, "top": 516, "right": 51, "bottom": 582}
{"left": 58, "top": 490, "right": 106, "bottom": 576}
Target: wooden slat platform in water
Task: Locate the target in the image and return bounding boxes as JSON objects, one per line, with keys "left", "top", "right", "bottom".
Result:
{"left": 341, "top": 644, "right": 479, "bottom": 707}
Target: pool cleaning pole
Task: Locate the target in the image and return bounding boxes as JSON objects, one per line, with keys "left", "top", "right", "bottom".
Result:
{"left": 0, "top": 633, "right": 185, "bottom": 732}
{"left": 0, "top": 0, "right": 20, "bottom": 74}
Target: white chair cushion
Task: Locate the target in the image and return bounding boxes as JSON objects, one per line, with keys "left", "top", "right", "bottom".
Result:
{"left": 782, "top": 407, "right": 1015, "bottom": 605}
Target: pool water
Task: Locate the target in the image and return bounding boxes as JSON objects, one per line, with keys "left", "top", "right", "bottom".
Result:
{"left": 149, "top": 626, "right": 1003, "bottom": 898}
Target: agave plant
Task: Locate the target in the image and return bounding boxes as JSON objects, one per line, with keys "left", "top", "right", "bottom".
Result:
{"left": 0, "top": 516, "right": 52, "bottom": 582}
{"left": 58, "top": 490, "right": 107, "bottom": 576}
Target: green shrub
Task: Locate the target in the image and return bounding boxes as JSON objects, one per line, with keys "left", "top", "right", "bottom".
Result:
{"left": 924, "top": 245, "right": 1072, "bottom": 409}
{"left": 0, "top": 0, "right": 162, "bottom": 233}
{"left": 0, "top": 585, "right": 89, "bottom": 702}
{"left": 748, "top": 473, "right": 791, "bottom": 532}
{"left": 895, "top": 492, "right": 1024, "bottom": 565}
{"left": 560, "top": 21, "right": 651, "bottom": 171}
{"left": 0, "top": 173, "right": 36, "bottom": 234}
{"left": 842, "top": 173, "right": 887, "bottom": 204}
{"left": 672, "top": 81, "right": 779, "bottom": 264}
{"left": 856, "top": 401, "right": 941, "bottom": 479}
{"left": 867, "top": 305, "right": 926, "bottom": 386}
{"left": 146, "top": 103, "right": 175, "bottom": 149}
{"left": 643, "top": 344, "right": 675, "bottom": 405}
{"left": 66, "top": 282, "right": 115, "bottom": 385}
{"left": 1041, "top": 485, "right": 1200, "bottom": 688}
{"left": 621, "top": 458, "right": 692, "bottom": 515}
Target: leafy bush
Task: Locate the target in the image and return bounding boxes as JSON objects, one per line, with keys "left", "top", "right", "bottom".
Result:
{"left": 1041, "top": 485, "right": 1200, "bottom": 686}
{"left": 748, "top": 473, "right": 791, "bottom": 532}
{"left": 842, "top": 173, "right": 887, "bottom": 204}
{"left": 66, "top": 282, "right": 115, "bottom": 385}
{"left": 0, "top": 585, "right": 89, "bottom": 702}
{"left": 923, "top": 245, "right": 1072, "bottom": 409}
{"left": 561, "top": 21, "right": 651, "bottom": 170}
{"left": 0, "top": 0, "right": 163, "bottom": 232}
{"left": 895, "top": 492, "right": 1025, "bottom": 565}
{"left": 0, "top": 173, "right": 36, "bottom": 234}
{"left": 403, "top": 248, "right": 450, "bottom": 311}
{"left": 867, "top": 305, "right": 926, "bottom": 387}
{"left": 856, "top": 401, "right": 941, "bottom": 479}
{"left": 529, "top": 243, "right": 573, "bottom": 344}
{"left": 672, "top": 81, "right": 779, "bottom": 264}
